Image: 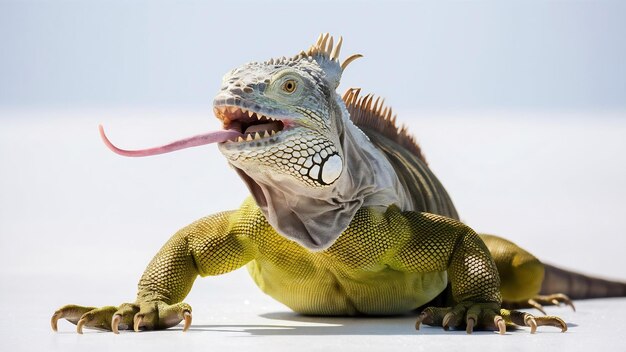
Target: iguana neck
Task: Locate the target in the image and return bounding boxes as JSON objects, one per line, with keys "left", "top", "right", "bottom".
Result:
{"left": 235, "top": 94, "right": 412, "bottom": 251}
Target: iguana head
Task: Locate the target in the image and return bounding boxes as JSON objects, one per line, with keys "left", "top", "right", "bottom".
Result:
{"left": 99, "top": 34, "right": 408, "bottom": 250}
{"left": 214, "top": 34, "right": 361, "bottom": 188}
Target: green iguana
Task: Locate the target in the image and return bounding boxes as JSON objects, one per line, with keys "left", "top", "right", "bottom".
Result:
{"left": 51, "top": 33, "right": 626, "bottom": 335}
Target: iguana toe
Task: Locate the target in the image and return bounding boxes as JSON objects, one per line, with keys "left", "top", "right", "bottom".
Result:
{"left": 494, "top": 316, "right": 506, "bottom": 335}
{"left": 76, "top": 317, "right": 87, "bottom": 334}
{"left": 182, "top": 311, "right": 192, "bottom": 332}
{"left": 133, "top": 314, "right": 144, "bottom": 332}
{"left": 499, "top": 309, "right": 567, "bottom": 333}
{"left": 525, "top": 315, "right": 538, "bottom": 334}
{"left": 535, "top": 316, "right": 568, "bottom": 332}
{"left": 75, "top": 306, "right": 118, "bottom": 333}
{"left": 51, "top": 305, "right": 97, "bottom": 332}
{"left": 532, "top": 293, "right": 576, "bottom": 312}
{"left": 526, "top": 299, "right": 547, "bottom": 315}
{"left": 112, "top": 303, "right": 139, "bottom": 333}
{"left": 465, "top": 317, "right": 475, "bottom": 334}
{"left": 414, "top": 307, "right": 446, "bottom": 330}
{"left": 132, "top": 301, "right": 192, "bottom": 332}
{"left": 111, "top": 315, "right": 122, "bottom": 334}
{"left": 442, "top": 304, "right": 467, "bottom": 330}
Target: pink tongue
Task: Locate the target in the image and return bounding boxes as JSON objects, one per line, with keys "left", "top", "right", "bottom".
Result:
{"left": 99, "top": 125, "right": 242, "bottom": 157}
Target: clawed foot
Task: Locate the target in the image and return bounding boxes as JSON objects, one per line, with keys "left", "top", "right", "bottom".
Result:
{"left": 528, "top": 293, "right": 575, "bottom": 315}
{"left": 51, "top": 302, "right": 192, "bottom": 334}
{"left": 415, "top": 302, "right": 567, "bottom": 334}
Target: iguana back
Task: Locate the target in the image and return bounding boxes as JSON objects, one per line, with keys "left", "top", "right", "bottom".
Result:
{"left": 344, "top": 88, "right": 459, "bottom": 220}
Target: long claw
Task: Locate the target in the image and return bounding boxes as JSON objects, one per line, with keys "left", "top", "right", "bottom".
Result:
{"left": 51, "top": 312, "right": 61, "bottom": 332}
{"left": 529, "top": 293, "right": 575, "bottom": 312}
{"left": 495, "top": 316, "right": 506, "bottom": 335}
{"left": 557, "top": 295, "right": 576, "bottom": 312}
{"left": 442, "top": 312, "right": 453, "bottom": 331}
{"left": 182, "top": 311, "right": 192, "bottom": 332}
{"left": 133, "top": 315, "right": 143, "bottom": 332}
{"left": 76, "top": 318, "right": 87, "bottom": 334}
{"left": 536, "top": 316, "right": 568, "bottom": 332}
{"left": 566, "top": 301, "right": 576, "bottom": 312}
{"left": 415, "top": 312, "right": 428, "bottom": 330}
{"left": 527, "top": 299, "right": 547, "bottom": 315}
{"left": 525, "top": 316, "right": 537, "bottom": 334}
{"left": 112, "top": 314, "right": 121, "bottom": 334}
{"left": 466, "top": 318, "right": 475, "bottom": 334}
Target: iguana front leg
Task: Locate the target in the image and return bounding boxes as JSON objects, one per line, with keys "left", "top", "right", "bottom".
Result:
{"left": 390, "top": 211, "right": 566, "bottom": 334}
{"left": 52, "top": 210, "right": 256, "bottom": 333}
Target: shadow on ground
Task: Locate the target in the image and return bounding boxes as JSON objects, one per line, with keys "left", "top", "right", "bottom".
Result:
{"left": 187, "top": 311, "right": 536, "bottom": 336}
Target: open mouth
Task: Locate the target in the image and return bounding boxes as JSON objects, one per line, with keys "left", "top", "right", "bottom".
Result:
{"left": 97, "top": 105, "right": 289, "bottom": 158}
{"left": 214, "top": 105, "right": 286, "bottom": 142}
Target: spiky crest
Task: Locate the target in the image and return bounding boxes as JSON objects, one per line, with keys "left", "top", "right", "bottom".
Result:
{"left": 264, "top": 33, "right": 363, "bottom": 89}
{"left": 301, "top": 33, "right": 363, "bottom": 71}
{"left": 342, "top": 88, "right": 427, "bottom": 164}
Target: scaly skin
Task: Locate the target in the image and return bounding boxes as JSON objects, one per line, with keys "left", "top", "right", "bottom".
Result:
{"left": 52, "top": 198, "right": 566, "bottom": 334}
{"left": 52, "top": 33, "right": 569, "bottom": 334}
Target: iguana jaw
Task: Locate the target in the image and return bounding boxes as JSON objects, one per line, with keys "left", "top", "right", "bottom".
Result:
{"left": 215, "top": 99, "right": 343, "bottom": 188}
{"left": 213, "top": 104, "right": 288, "bottom": 144}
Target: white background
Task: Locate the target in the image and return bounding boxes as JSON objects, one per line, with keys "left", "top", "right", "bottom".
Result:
{"left": 1, "top": 1, "right": 625, "bottom": 351}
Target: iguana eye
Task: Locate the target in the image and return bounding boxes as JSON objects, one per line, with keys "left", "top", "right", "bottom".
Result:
{"left": 282, "top": 79, "right": 297, "bottom": 94}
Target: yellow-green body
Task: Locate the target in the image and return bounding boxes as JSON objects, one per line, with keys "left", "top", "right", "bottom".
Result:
{"left": 51, "top": 191, "right": 565, "bottom": 334}
{"left": 137, "top": 197, "right": 541, "bottom": 317}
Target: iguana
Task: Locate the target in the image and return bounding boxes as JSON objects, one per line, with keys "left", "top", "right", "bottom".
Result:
{"left": 51, "top": 33, "right": 626, "bottom": 335}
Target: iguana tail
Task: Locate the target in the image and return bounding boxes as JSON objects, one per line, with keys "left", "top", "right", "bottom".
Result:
{"left": 541, "top": 264, "right": 626, "bottom": 299}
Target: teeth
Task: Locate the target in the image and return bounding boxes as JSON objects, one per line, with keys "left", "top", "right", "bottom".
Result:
{"left": 216, "top": 106, "right": 281, "bottom": 122}
{"left": 216, "top": 105, "right": 284, "bottom": 143}
{"left": 235, "top": 130, "right": 281, "bottom": 143}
